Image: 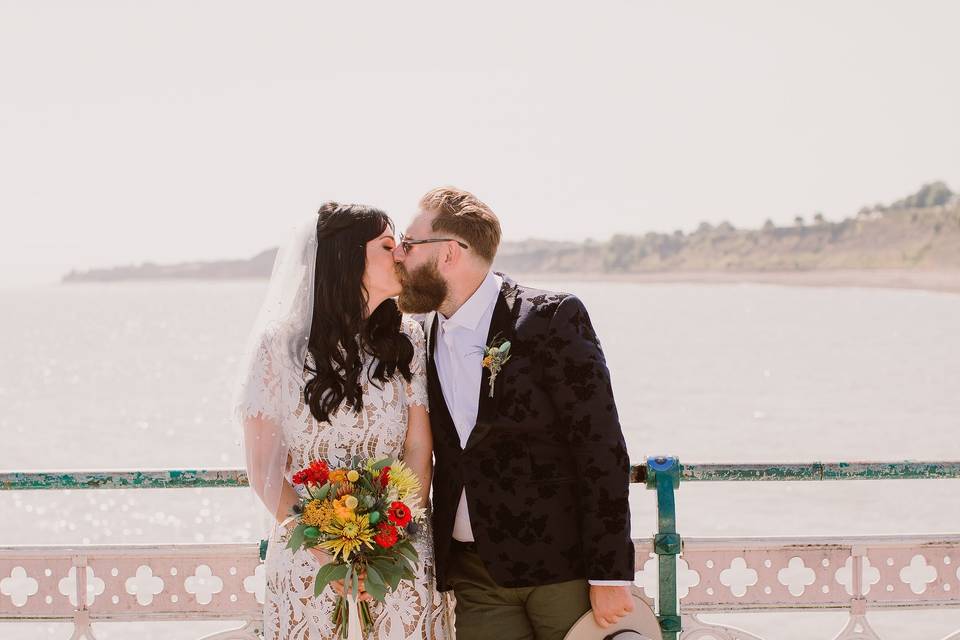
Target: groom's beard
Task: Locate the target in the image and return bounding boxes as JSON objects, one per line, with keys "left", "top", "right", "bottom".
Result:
{"left": 396, "top": 260, "right": 448, "bottom": 314}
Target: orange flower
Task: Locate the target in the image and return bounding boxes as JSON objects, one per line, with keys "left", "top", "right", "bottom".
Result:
{"left": 328, "top": 468, "right": 348, "bottom": 484}
{"left": 333, "top": 496, "right": 357, "bottom": 521}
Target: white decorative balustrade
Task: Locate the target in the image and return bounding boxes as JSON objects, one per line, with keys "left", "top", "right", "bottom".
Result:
{"left": 0, "top": 543, "right": 264, "bottom": 639}
{"left": 2, "top": 535, "right": 958, "bottom": 639}
{"left": 632, "top": 534, "right": 960, "bottom": 639}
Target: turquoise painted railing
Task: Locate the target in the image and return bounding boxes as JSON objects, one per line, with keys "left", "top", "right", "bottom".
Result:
{"left": 5, "top": 460, "right": 958, "bottom": 492}
{"left": 3, "top": 459, "right": 959, "bottom": 640}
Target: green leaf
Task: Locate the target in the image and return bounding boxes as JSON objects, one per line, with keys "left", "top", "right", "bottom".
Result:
{"left": 384, "top": 564, "right": 403, "bottom": 590}
{"left": 376, "top": 556, "right": 396, "bottom": 570}
{"left": 387, "top": 559, "right": 412, "bottom": 588}
{"left": 372, "top": 457, "right": 393, "bottom": 471}
{"left": 364, "top": 565, "right": 388, "bottom": 601}
{"left": 313, "top": 562, "right": 349, "bottom": 597}
{"left": 314, "top": 482, "right": 332, "bottom": 500}
{"left": 358, "top": 476, "right": 376, "bottom": 494}
{"left": 498, "top": 341, "right": 511, "bottom": 355}
{"left": 396, "top": 541, "right": 420, "bottom": 565}
{"left": 370, "top": 558, "right": 402, "bottom": 589}
{"left": 285, "top": 524, "right": 308, "bottom": 551}
{"left": 352, "top": 566, "right": 360, "bottom": 600}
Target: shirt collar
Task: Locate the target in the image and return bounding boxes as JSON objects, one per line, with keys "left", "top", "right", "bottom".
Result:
{"left": 439, "top": 270, "right": 501, "bottom": 332}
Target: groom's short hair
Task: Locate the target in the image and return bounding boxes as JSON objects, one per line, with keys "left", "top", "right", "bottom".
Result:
{"left": 420, "top": 187, "right": 501, "bottom": 263}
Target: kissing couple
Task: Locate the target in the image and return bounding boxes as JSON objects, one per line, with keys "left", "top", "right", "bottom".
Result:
{"left": 234, "top": 187, "right": 635, "bottom": 640}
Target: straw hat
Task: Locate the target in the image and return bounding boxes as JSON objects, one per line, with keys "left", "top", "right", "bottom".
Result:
{"left": 562, "top": 586, "right": 662, "bottom": 640}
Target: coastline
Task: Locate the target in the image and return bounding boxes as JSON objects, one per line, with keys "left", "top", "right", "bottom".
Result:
{"left": 45, "top": 269, "right": 960, "bottom": 296}
{"left": 512, "top": 269, "right": 960, "bottom": 295}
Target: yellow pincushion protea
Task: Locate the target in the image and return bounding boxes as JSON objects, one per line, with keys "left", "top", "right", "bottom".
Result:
{"left": 386, "top": 460, "right": 421, "bottom": 501}
{"left": 301, "top": 499, "right": 334, "bottom": 528}
{"left": 319, "top": 514, "right": 375, "bottom": 561}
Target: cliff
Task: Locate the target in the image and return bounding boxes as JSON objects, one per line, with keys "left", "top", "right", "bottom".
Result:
{"left": 63, "top": 182, "right": 959, "bottom": 282}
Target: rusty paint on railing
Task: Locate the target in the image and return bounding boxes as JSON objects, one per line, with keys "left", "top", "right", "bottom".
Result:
{"left": 3, "top": 460, "right": 960, "bottom": 491}
{"left": 628, "top": 459, "right": 960, "bottom": 484}
{"left": 0, "top": 469, "right": 249, "bottom": 491}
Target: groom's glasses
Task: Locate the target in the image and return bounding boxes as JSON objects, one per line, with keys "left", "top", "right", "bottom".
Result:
{"left": 398, "top": 233, "right": 469, "bottom": 254}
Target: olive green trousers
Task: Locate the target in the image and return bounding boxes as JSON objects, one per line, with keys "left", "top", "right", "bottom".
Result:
{"left": 447, "top": 545, "right": 591, "bottom": 640}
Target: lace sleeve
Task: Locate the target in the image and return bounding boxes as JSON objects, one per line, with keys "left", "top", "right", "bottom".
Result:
{"left": 232, "top": 326, "right": 294, "bottom": 534}
{"left": 234, "top": 329, "right": 285, "bottom": 424}
{"left": 401, "top": 316, "right": 429, "bottom": 411}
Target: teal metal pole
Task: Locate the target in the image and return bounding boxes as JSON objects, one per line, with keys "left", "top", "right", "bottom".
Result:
{"left": 646, "top": 456, "right": 681, "bottom": 639}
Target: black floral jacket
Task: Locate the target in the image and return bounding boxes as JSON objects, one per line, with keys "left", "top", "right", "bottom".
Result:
{"left": 425, "top": 273, "right": 634, "bottom": 591}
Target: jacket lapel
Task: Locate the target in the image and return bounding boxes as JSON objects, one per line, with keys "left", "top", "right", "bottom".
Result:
{"left": 425, "top": 312, "right": 462, "bottom": 449}
{"left": 464, "top": 274, "right": 521, "bottom": 452}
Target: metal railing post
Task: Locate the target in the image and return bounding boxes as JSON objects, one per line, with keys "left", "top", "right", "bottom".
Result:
{"left": 645, "top": 455, "right": 682, "bottom": 638}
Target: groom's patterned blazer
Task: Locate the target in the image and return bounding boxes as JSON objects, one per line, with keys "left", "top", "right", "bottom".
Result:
{"left": 424, "top": 273, "right": 634, "bottom": 591}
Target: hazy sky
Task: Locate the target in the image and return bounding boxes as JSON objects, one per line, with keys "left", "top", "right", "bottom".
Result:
{"left": 3, "top": 0, "right": 959, "bottom": 287}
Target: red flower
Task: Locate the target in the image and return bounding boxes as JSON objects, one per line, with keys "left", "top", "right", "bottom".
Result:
{"left": 387, "top": 501, "right": 411, "bottom": 527}
{"left": 307, "top": 460, "right": 330, "bottom": 484}
{"left": 378, "top": 466, "right": 391, "bottom": 489}
{"left": 293, "top": 460, "right": 329, "bottom": 485}
{"left": 373, "top": 523, "right": 399, "bottom": 548}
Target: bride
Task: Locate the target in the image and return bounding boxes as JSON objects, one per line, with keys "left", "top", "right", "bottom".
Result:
{"left": 233, "top": 202, "right": 453, "bottom": 639}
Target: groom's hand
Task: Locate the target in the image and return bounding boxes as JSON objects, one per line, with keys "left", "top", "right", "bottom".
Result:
{"left": 589, "top": 584, "right": 634, "bottom": 628}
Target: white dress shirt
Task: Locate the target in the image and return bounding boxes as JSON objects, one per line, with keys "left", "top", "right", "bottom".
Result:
{"left": 433, "top": 270, "right": 631, "bottom": 587}
{"left": 434, "top": 270, "right": 501, "bottom": 544}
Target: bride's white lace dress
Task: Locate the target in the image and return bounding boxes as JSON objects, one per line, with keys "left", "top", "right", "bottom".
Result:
{"left": 255, "top": 317, "right": 453, "bottom": 640}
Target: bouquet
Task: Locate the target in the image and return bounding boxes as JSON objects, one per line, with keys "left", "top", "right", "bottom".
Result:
{"left": 286, "top": 455, "right": 424, "bottom": 638}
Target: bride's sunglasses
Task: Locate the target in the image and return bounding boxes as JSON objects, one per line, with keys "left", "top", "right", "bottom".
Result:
{"left": 398, "top": 233, "right": 469, "bottom": 254}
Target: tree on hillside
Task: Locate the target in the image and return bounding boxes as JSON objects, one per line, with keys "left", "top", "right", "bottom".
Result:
{"left": 889, "top": 181, "right": 954, "bottom": 210}
{"left": 604, "top": 234, "right": 636, "bottom": 271}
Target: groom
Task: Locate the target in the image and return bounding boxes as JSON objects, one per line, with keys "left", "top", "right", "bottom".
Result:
{"left": 394, "top": 187, "right": 635, "bottom": 640}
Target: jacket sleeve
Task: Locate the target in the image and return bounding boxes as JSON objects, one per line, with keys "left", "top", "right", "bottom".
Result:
{"left": 543, "top": 294, "right": 635, "bottom": 581}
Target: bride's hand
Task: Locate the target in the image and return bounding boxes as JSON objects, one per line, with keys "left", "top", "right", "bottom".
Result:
{"left": 310, "top": 549, "right": 373, "bottom": 603}
{"left": 329, "top": 568, "right": 373, "bottom": 603}
{"left": 308, "top": 546, "right": 333, "bottom": 566}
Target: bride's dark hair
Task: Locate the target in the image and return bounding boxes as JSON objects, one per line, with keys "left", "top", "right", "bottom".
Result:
{"left": 303, "top": 201, "right": 414, "bottom": 424}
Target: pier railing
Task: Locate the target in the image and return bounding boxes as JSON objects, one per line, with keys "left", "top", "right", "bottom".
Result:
{"left": 2, "top": 459, "right": 959, "bottom": 640}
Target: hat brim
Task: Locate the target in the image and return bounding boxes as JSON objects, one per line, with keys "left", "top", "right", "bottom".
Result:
{"left": 562, "top": 587, "right": 662, "bottom": 640}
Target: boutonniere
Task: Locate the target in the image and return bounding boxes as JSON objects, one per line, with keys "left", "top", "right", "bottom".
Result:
{"left": 481, "top": 335, "right": 512, "bottom": 398}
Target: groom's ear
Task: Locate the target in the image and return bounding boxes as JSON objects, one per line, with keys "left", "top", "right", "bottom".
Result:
{"left": 440, "top": 241, "right": 460, "bottom": 267}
